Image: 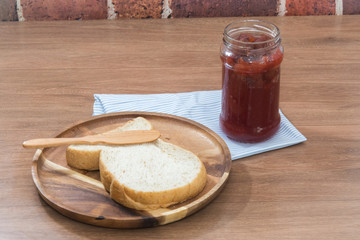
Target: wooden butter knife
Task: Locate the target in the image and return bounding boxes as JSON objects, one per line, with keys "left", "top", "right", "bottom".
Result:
{"left": 23, "top": 130, "right": 161, "bottom": 149}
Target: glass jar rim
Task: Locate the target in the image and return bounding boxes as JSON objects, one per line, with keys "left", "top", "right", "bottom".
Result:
{"left": 223, "top": 19, "right": 281, "bottom": 46}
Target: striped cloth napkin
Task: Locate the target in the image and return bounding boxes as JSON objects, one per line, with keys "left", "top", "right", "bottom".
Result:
{"left": 93, "top": 90, "right": 306, "bottom": 160}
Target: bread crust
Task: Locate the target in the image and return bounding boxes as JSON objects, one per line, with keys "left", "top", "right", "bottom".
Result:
{"left": 104, "top": 163, "right": 206, "bottom": 210}
{"left": 99, "top": 156, "right": 115, "bottom": 192}
{"left": 66, "top": 117, "right": 207, "bottom": 210}
{"left": 99, "top": 142, "right": 207, "bottom": 210}
{"left": 65, "top": 117, "right": 153, "bottom": 170}
{"left": 66, "top": 148, "right": 101, "bottom": 170}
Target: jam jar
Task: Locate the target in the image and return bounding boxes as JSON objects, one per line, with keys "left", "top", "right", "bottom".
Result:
{"left": 220, "top": 20, "right": 284, "bottom": 142}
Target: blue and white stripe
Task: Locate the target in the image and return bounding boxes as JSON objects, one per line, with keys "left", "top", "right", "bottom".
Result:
{"left": 94, "top": 90, "right": 306, "bottom": 160}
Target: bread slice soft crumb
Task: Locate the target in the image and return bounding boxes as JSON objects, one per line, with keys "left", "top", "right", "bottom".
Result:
{"left": 66, "top": 117, "right": 207, "bottom": 210}
{"left": 100, "top": 139, "right": 207, "bottom": 210}
{"left": 66, "top": 117, "right": 152, "bottom": 170}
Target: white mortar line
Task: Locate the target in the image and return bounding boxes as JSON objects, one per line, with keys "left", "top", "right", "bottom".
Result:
{"left": 107, "top": 0, "right": 116, "bottom": 19}
{"left": 277, "top": 0, "right": 287, "bottom": 16}
{"left": 162, "top": 0, "right": 172, "bottom": 18}
{"left": 335, "top": 0, "right": 343, "bottom": 15}
{"left": 16, "top": 0, "right": 25, "bottom": 21}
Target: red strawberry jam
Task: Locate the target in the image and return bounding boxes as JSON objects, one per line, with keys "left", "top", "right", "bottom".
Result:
{"left": 220, "top": 21, "right": 283, "bottom": 142}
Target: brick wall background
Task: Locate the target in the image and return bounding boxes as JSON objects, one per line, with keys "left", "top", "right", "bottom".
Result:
{"left": 1, "top": 0, "right": 359, "bottom": 21}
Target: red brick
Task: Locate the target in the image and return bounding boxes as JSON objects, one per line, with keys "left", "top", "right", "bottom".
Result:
{"left": 343, "top": 0, "right": 360, "bottom": 15}
{"left": 112, "top": 0, "right": 162, "bottom": 19}
{"left": 171, "top": 0, "right": 278, "bottom": 18}
{"left": 21, "top": 0, "right": 107, "bottom": 21}
{"left": 0, "top": 0, "right": 18, "bottom": 21}
{"left": 286, "top": 0, "right": 335, "bottom": 16}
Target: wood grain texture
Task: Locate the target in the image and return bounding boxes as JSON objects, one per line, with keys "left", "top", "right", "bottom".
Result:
{"left": 23, "top": 130, "right": 161, "bottom": 148}
{"left": 0, "top": 15, "right": 360, "bottom": 238}
{"left": 32, "top": 112, "right": 231, "bottom": 228}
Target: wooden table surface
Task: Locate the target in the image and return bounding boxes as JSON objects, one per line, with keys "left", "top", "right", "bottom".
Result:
{"left": 1, "top": 15, "right": 360, "bottom": 239}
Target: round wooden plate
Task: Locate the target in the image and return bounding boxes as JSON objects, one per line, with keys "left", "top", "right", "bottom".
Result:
{"left": 31, "top": 112, "right": 231, "bottom": 228}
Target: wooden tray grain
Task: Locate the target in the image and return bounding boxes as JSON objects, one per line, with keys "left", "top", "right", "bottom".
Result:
{"left": 31, "top": 112, "right": 231, "bottom": 228}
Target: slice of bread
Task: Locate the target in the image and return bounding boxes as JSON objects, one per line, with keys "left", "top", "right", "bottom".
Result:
{"left": 100, "top": 139, "right": 207, "bottom": 210}
{"left": 66, "top": 117, "right": 207, "bottom": 210}
{"left": 66, "top": 117, "right": 153, "bottom": 170}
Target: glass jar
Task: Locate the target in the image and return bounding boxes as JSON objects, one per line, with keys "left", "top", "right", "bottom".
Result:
{"left": 220, "top": 20, "right": 283, "bottom": 142}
